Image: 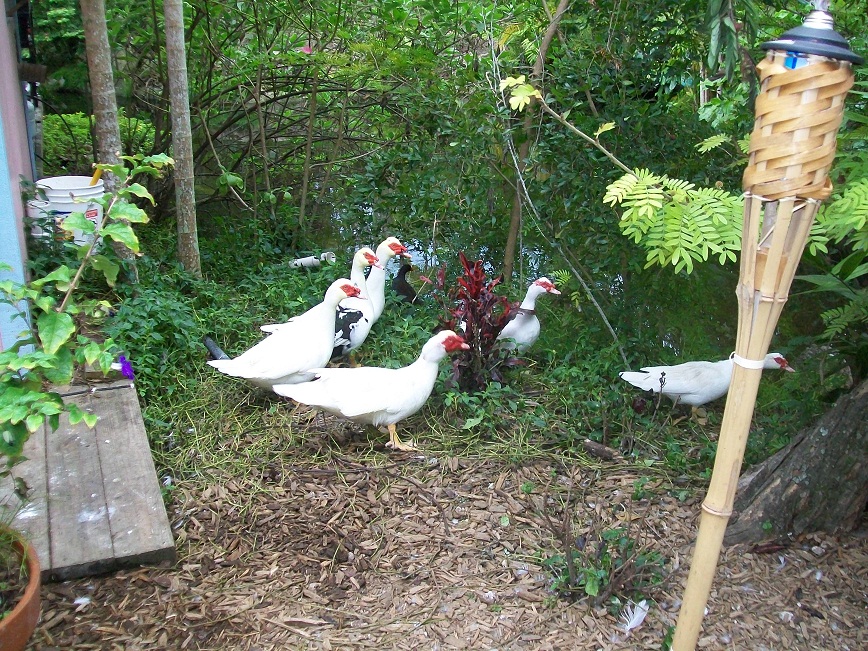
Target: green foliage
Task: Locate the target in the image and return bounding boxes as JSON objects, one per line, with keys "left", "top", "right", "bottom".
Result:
{"left": 695, "top": 134, "right": 729, "bottom": 153}
{"left": 543, "top": 526, "right": 666, "bottom": 604}
{"left": 813, "top": 177, "right": 868, "bottom": 255}
{"left": 41, "top": 113, "right": 93, "bottom": 176}
{"left": 604, "top": 169, "right": 742, "bottom": 273}
{"left": 41, "top": 110, "right": 156, "bottom": 177}
{"left": 705, "top": 0, "right": 759, "bottom": 82}
{"left": 1, "top": 155, "right": 170, "bottom": 478}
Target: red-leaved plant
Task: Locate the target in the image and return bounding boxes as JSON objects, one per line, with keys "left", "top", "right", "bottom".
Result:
{"left": 422, "top": 252, "right": 521, "bottom": 392}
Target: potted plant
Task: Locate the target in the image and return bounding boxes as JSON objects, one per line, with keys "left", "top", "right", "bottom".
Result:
{"left": 0, "top": 506, "right": 41, "bottom": 651}
{"left": 0, "top": 155, "right": 171, "bottom": 647}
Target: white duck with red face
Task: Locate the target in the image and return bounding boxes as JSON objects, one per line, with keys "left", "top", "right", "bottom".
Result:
{"left": 496, "top": 277, "right": 561, "bottom": 353}
{"left": 619, "top": 352, "right": 795, "bottom": 407}
{"left": 208, "top": 279, "right": 361, "bottom": 390}
{"left": 273, "top": 330, "right": 469, "bottom": 451}
{"left": 367, "top": 236, "right": 411, "bottom": 323}
{"left": 330, "top": 247, "right": 381, "bottom": 358}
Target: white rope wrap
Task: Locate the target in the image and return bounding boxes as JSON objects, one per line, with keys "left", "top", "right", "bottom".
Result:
{"left": 731, "top": 353, "right": 767, "bottom": 369}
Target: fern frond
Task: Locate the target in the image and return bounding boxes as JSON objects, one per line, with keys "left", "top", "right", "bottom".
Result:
{"left": 603, "top": 172, "right": 640, "bottom": 206}
{"left": 551, "top": 269, "right": 572, "bottom": 288}
{"left": 820, "top": 290, "right": 868, "bottom": 338}
{"left": 497, "top": 24, "right": 521, "bottom": 49}
{"left": 696, "top": 134, "right": 728, "bottom": 153}
{"left": 815, "top": 177, "right": 868, "bottom": 250}
{"left": 610, "top": 170, "right": 743, "bottom": 274}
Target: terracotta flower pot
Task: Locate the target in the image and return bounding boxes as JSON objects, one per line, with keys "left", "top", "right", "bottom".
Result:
{"left": 0, "top": 536, "right": 41, "bottom": 651}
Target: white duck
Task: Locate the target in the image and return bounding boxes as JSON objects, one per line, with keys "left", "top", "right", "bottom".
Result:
{"left": 331, "top": 247, "right": 380, "bottom": 359}
{"left": 273, "top": 330, "right": 469, "bottom": 451}
{"left": 208, "top": 279, "right": 361, "bottom": 390}
{"left": 496, "top": 277, "right": 561, "bottom": 353}
{"left": 367, "top": 236, "right": 411, "bottom": 323}
{"left": 619, "top": 352, "right": 795, "bottom": 408}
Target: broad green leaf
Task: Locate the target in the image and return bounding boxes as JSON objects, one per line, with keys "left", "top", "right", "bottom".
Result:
{"left": 90, "top": 255, "right": 121, "bottom": 287}
{"left": 36, "top": 311, "right": 75, "bottom": 355}
{"left": 509, "top": 84, "right": 541, "bottom": 111}
{"left": 123, "top": 182, "right": 155, "bottom": 204}
{"left": 108, "top": 200, "right": 150, "bottom": 223}
{"left": 67, "top": 404, "right": 98, "bottom": 428}
{"left": 100, "top": 223, "right": 140, "bottom": 252}
{"left": 60, "top": 211, "right": 96, "bottom": 235}
{"left": 42, "top": 346, "right": 74, "bottom": 385}
{"left": 141, "top": 153, "right": 174, "bottom": 167}
{"left": 79, "top": 340, "right": 104, "bottom": 365}
{"left": 25, "top": 413, "right": 45, "bottom": 433}
{"left": 98, "top": 163, "right": 130, "bottom": 183}
{"left": 595, "top": 122, "right": 616, "bottom": 138}
{"left": 31, "top": 265, "right": 73, "bottom": 288}
{"left": 499, "top": 74, "right": 525, "bottom": 91}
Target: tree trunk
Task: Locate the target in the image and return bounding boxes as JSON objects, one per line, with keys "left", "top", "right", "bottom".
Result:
{"left": 164, "top": 0, "right": 201, "bottom": 277}
{"left": 725, "top": 378, "right": 868, "bottom": 544}
{"left": 502, "top": 0, "right": 570, "bottom": 284}
{"left": 79, "top": 0, "right": 121, "bottom": 186}
{"left": 79, "top": 0, "right": 136, "bottom": 279}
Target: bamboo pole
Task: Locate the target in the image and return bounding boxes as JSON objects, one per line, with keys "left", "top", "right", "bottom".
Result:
{"left": 671, "top": 6, "right": 859, "bottom": 648}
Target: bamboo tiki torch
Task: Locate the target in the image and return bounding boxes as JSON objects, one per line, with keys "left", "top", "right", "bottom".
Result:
{"left": 672, "top": 3, "right": 862, "bottom": 649}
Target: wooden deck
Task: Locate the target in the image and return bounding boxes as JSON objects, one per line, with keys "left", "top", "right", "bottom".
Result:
{"left": 0, "top": 380, "right": 176, "bottom": 581}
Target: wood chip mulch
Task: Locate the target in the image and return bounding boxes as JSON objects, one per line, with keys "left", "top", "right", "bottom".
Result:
{"left": 26, "top": 445, "right": 867, "bottom": 651}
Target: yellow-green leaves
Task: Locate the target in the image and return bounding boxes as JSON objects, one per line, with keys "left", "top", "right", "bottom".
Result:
{"left": 499, "top": 75, "right": 542, "bottom": 112}
{"left": 595, "top": 122, "right": 616, "bottom": 138}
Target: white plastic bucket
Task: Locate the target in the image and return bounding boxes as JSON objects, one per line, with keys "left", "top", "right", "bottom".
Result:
{"left": 26, "top": 199, "right": 53, "bottom": 239}
{"left": 36, "top": 175, "right": 105, "bottom": 245}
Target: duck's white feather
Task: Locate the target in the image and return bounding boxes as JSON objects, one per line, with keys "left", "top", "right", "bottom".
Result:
{"left": 274, "top": 330, "right": 468, "bottom": 428}
{"left": 209, "top": 279, "right": 358, "bottom": 389}
{"left": 496, "top": 277, "right": 560, "bottom": 353}
{"left": 366, "top": 237, "right": 411, "bottom": 323}
{"left": 619, "top": 353, "right": 793, "bottom": 406}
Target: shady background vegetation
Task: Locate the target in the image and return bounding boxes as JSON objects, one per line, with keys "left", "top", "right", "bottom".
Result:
{"left": 24, "top": 0, "right": 868, "bottom": 526}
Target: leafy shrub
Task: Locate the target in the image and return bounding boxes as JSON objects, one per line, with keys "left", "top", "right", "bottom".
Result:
{"left": 424, "top": 252, "right": 518, "bottom": 392}
{"left": 41, "top": 109, "right": 156, "bottom": 176}
{"left": 2, "top": 156, "right": 169, "bottom": 478}
{"left": 542, "top": 524, "right": 666, "bottom": 606}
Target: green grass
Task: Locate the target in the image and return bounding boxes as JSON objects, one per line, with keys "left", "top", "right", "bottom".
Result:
{"left": 67, "top": 221, "right": 832, "bottom": 500}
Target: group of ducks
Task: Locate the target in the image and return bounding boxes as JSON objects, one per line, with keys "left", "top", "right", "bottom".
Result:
{"left": 208, "top": 237, "right": 562, "bottom": 450}
{"left": 208, "top": 235, "right": 796, "bottom": 449}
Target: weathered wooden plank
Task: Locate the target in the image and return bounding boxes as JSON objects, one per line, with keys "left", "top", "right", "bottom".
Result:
{"left": 2, "top": 381, "right": 176, "bottom": 580}
{"left": 92, "top": 383, "right": 176, "bottom": 567}
{"left": 45, "top": 387, "right": 115, "bottom": 579}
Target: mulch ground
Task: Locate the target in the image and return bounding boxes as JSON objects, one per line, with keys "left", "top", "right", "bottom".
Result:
{"left": 25, "top": 422, "right": 867, "bottom": 651}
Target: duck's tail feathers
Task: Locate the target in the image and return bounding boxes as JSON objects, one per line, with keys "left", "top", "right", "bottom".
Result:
{"left": 203, "top": 335, "right": 230, "bottom": 361}
{"left": 618, "top": 370, "right": 658, "bottom": 392}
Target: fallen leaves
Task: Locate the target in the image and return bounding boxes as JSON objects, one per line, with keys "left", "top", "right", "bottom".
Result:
{"left": 29, "top": 453, "right": 868, "bottom": 650}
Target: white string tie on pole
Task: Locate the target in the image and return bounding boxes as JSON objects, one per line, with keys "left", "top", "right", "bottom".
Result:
{"left": 729, "top": 352, "right": 769, "bottom": 370}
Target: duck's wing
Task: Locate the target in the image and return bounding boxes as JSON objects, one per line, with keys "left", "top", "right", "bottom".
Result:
{"left": 276, "top": 366, "right": 404, "bottom": 419}
{"left": 621, "top": 361, "right": 724, "bottom": 398}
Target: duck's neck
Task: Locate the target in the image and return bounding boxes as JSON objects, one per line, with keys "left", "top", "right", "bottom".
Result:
{"left": 519, "top": 290, "right": 540, "bottom": 311}
{"left": 350, "top": 264, "right": 369, "bottom": 299}
{"left": 367, "top": 254, "right": 390, "bottom": 317}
